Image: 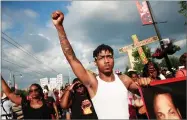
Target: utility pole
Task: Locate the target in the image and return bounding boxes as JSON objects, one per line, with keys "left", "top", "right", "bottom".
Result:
{"left": 8, "top": 69, "right": 12, "bottom": 88}
{"left": 146, "top": 1, "right": 174, "bottom": 76}
{"left": 12, "top": 74, "right": 22, "bottom": 91}
{"left": 13, "top": 74, "right": 15, "bottom": 89}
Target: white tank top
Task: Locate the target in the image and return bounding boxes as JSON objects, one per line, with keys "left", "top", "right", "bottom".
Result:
{"left": 91, "top": 74, "right": 129, "bottom": 119}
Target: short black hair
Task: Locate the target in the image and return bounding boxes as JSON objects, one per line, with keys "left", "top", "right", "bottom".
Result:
{"left": 93, "top": 44, "right": 113, "bottom": 60}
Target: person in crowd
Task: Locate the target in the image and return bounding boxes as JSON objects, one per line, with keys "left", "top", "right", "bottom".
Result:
{"left": 53, "top": 90, "right": 63, "bottom": 119}
{"left": 127, "top": 70, "right": 148, "bottom": 119}
{"left": 128, "top": 70, "right": 139, "bottom": 82}
{"left": 165, "top": 71, "right": 173, "bottom": 78}
{"left": 160, "top": 68, "right": 168, "bottom": 78}
{"left": 175, "top": 53, "right": 187, "bottom": 77}
{"left": 43, "top": 85, "right": 56, "bottom": 101}
{"left": 143, "top": 61, "right": 166, "bottom": 80}
{"left": 59, "top": 87, "right": 64, "bottom": 99}
{"left": 153, "top": 92, "right": 182, "bottom": 120}
{"left": 1, "top": 76, "right": 54, "bottom": 119}
{"left": 43, "top": 89, "right": 59, "bottom": 119}
{"left": 60, "top": 84, "right": 71, "bottom": 119}
{"left": 10, "top": 89, "right": 24, "bottom": 119}
{"left": 51, "top": 10, "right": 151, "bottom": 119}
{"left": 127, "top": 70, "right": 139, "bottom": 119}
{"left": 61, "top": 78, "right": 98, "bottom": 119}
{"left": 1, "top": 91, "right": 13, "bottom": 119}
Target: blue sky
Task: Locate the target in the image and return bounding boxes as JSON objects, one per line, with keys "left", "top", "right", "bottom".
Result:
{"left": 1, "top": 1, "right": 186, "bottom": 89}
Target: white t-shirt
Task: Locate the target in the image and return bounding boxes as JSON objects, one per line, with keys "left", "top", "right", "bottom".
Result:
{"left": 1, "top": 95, "right": 13, "bottom": 119}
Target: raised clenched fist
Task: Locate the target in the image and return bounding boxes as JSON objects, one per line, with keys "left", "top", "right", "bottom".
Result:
{"left": 51, "top": 10, "right": 64, "bottom": 27}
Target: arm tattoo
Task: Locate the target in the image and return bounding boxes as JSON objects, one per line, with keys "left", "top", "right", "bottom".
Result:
{"left": 59, "top": 34, "right": 67, "bottom": 41}
{"left": 59, "top": 37, "right": 76, "bottom": 59}
{"left": 57, "top": 26, "right": 76, "bottom": 60}
{"left": 62, "top": 44, "right": 75, "bottom": 57}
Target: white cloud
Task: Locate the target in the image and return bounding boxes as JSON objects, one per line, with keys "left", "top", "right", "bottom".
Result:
{"left": 174, "top": 39, "right": 187, "bottom": 48}
{"left": 66, "top": 1, "right": 137, "bottom": 23}
{"left": 1, "top": 21, "right": 13, "bottom": 31}
{"left": 29, "top": 33, "right": 51, "bottom": 41}
{"left": 24, "top": 9, "right": 38, "bottom": 18}
{"left": 1, "top": 14, "right": 14, "bottom": 31}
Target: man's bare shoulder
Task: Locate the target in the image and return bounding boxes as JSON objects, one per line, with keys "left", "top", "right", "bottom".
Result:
{"left": 118, "top": 74, "right": 133, "bottom": 87}
{"left": 118, "top": 74, "right": 130, "bottom": 81}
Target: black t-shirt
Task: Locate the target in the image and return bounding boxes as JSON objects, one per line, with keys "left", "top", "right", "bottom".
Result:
{"left": 71, "top": 92, "right": 98, "bottom": 119}
{"left": 21, "top": 96, "right": 53, "bottom": 119}
{"left": 45, "top": 96, "right": 55, "bottom": 114}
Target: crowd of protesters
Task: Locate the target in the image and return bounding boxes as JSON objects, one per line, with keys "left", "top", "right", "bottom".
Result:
{"left": 1, "top": 9, "right": 186, "bottom": 119}
{"left": 1, "top": 52, "right": 186, "bottom": 119}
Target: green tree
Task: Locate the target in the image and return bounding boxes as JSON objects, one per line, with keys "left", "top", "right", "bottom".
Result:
{"left": 178, "top": 1, "right": 187, "bottom": 25}
{"left": 133, "top": 61, "right": 144, "bottom": 74}
{"left": 132, "top": 46, "right": 153, "bottom": 74}
{"left": 132, "top": 46, "right": 152, "bottom": 61}
{"left": 178, "top": 1, "right": 187, "bottom": 17}
{"left": 159, "top": 56, "right": 181, "bottom": 69}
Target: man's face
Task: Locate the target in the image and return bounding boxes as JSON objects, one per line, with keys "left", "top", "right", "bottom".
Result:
{"left": 95, "top": 50, "right": 114, "bottom": 74}
{"left": 153, "top": 93, "right": 181, "bottom": 120}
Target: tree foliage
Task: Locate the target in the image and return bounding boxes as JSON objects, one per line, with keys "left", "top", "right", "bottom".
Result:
{"left": 178, "top": 1, "right": 187, "bottom": 17}
{"left": 159, "top": 56, "right": 181, "bottom": 69}
{"left": 132, "top": 46, "right": 153, "bottom": 74}
{"left": 132, "top": 46, "right": 152, "bottom": 61}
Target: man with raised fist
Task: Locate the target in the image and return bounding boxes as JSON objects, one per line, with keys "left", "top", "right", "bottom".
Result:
{"left": 52, "top": 10, "right": 151, "bottom": 119}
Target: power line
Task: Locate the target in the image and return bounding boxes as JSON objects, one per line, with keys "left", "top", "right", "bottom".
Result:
{"left": 2, "top": 32, "right": 59, "bottom": 74}
{"left": 2, "top": 58, "right": 46, "bottom": 77}
{"left": 2, "top": 52, "right": 48, "bottom": 76}
{"left": 2, "top": 49, "right": 34, "bottom": 65}
{"left": 1, "top": 67, "right": 37, "bottom": 78}
{"left": 2, "top": 36, "right": 40, "bottom": 63}
{"left": 2, "top": 49, "right": 57, "bottom": 75}
{"left": 2, "top": 35, "right": 59, "bottom": 74}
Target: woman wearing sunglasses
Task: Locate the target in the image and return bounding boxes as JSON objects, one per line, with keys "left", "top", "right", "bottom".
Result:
{"left": 1, "top": 76, "right": 54, "bottom": 119}
{"left": 61, "top": 78, "right": 98, "bottom": 119}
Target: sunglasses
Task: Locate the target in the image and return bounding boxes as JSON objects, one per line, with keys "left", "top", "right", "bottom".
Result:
{"left": 29, "top": 88, "right": 39, "bottom": 93}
